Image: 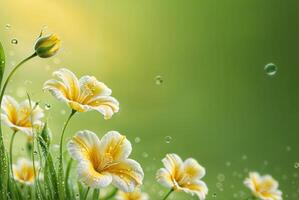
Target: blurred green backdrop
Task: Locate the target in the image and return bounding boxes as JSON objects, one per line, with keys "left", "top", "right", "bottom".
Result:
{"left": 1, "top": 0, "right": 299, "bottom": 199}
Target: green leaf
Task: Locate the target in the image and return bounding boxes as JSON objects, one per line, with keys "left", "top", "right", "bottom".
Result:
{"left": 38, "top": 134, "right": 59, "bottom": 199}
{"left": 92, "top": 189, "right": 100, "bottom": 200}
{"left": 0, "top": 41, "right": 5, "bottom": 88}
{"left": 40, "top": 122, "right": 52, "bottom": 147}
{"left": 64, "top": 159, "right": 73, "bottom": 199}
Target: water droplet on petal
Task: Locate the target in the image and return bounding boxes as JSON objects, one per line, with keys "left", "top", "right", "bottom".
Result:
{"left": 155, "top": 75, "right": 163, "bottom": 85}
{"left": 11, "top": 39, "right": 18, "bottom": 45}
{"left": 264, "top": 63, "right": 277, "bottom": 76}
{"left": 165, "top": 136, "right": 172, "bottom": 144}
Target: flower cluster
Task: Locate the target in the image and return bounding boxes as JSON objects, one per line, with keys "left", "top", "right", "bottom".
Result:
{"left": 0, "top": 32, "right": 284, "bottom": 200}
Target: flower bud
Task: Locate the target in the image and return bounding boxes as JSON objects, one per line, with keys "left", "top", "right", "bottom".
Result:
{"left": 34, "top": 34, "right": 60, "bottom": 58}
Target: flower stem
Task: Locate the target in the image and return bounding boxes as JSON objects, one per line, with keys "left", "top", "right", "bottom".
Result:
{"left": 92, "top": 188, "right": 100, "bottom": 200}
{"left": 0, "top": 52, "right": 37, "bottom": 105}
{"left": 83, "top": 187, "right": 90, "bottom": 200}
{"left": 0, "top": 53, "right": 37, "bottom": 198}
{"left": 162, "top": 189, "right": 174, "bottom": 200}
{"left": 58, "top": 109, "right": 76, "bottom": 200}
{"left": 9, "top": 130, "right": 17, "bottom": 176}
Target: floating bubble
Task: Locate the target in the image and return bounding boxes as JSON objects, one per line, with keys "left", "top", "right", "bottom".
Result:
{"left": 155, "top": 75, "right": 163, "bottom": 85}
{"left": 44, "top": 103, "right": 51, "bottom": 110}
{"left": 134, "top": 137, "right": 141, "bottom": 143}
{"left": 294, "top": 162, "right": 299, "bottom": 169}
{"left": 264, "top": 63, "right": 277, "bottom": 76}
{"left": 212, "top": 193, "right": 217, "bottom": 198}
{"left": 24, "top": 80, "right": 32, "bottom": 85}
{"left": 217, "top": 174, "right": 225, "bottom": 182}
{"left": 0, "top": 60, "right": 4, "bottom": 64}
{"left": 225, "top": 161, "right": 231, "bottom": 167}
{"left": 5, "top": 24, "right": 11, "bottom": 30}
{"left": 286, "top": 146, "right": 291, "bottom": 152}
{"left": 165, "top": 136, "right": 172, "bottom": 143}
{"left": 11, "top": 39, "right": 18, "bottom": 45}
{"left": 142, "top": 152, "right": 149, "bottom": 158}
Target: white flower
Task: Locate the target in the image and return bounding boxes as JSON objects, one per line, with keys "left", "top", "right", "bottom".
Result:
{"left": 244, "top": 172, "right": 282, "bottom": 200}
{"left": 1, "top": 95, "right": 44, "bottom": 136}
{"left": 116, "top": 188, "right": 149, "bottom": 200}
{"left": 43, "top": 68, "right": 119, "bottom": 119}
{"left": 67, "top": 130, "right": 144, "bottom": 192}
{"left": 13, "top": 158, "right": 39, "bottom": 185}
{"left": 156, "top": 154, "right": 208, "bottom": 200}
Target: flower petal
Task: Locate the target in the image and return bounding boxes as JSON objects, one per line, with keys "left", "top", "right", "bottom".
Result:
{"left": 77, "top": 160, "right": 112, "bottom": 188}
{"left": 67, "top": 130, "right": 101, "bottom": 162}
{"left": 88, "top": 96, "right": 119, "bottom": 119}
{"left": 78, "top": 75, "right": 112, "bottom": 103}
{"left": 156, "top": 168, "right": 174, "bottom": 189}
{"left": 43, "top": 79, "right": 69, "bottom": 103}
{"left": 180, "top": 180, "right": 208, "bottom": 200}
{"left": 106, "top": 159, "right": 144, "bottom": 192}
{"left": 99, "top": 131, "right": 132, "bottom": 161}
{"left": 52, "top": 68, "right": 80, "bottom": 100}
{"left": 181, "top": 158, "right": 206, "bottom": 180}
{"left": 162, "top": 154, "right": 183, "bottom": 176}
{"left": 2, "top": 95, "right": 18, "bottom": 123}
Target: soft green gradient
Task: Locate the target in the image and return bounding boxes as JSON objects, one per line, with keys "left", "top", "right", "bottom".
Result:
{"left": 1, "top": 0, "right": 299, "bottom": 199}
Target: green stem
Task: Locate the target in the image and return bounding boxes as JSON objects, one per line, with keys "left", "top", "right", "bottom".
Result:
{"left": 65, "top": 158, "right": 73, "bottom": 198}
{"left": 102, "top": 188, "right": 118, "bottom": 200}
{"left": 162, "top": 189, "right": 174, "bottom": 200}
{"left": 0, "top": 52, "right": 37, "bottom": 105}
{"left": 0, "top": 53, "right": 36, "bottom": 198}
{"left": 83, "top": 187, "right": 90, "bottom": 200}
{"left": 58, "top": 109, "right": 76, "bottom": 200}
{"left": 9, "top": 130, "right": 17, "bottom": 176}
{"left": 92, "top": 188, "right": 100, "bottom": 200}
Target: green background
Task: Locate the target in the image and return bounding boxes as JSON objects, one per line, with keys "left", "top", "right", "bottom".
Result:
{"left": 0, "top": 0, "right": 299, "bottom": 199}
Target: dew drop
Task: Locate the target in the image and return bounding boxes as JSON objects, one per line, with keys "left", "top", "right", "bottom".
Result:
{"left": 5, "top": 24, "right": 11, "bottom": 30}
{"left": 294, "top": 162, "right": 299, "bottom": 169}
{"left": 155, "top": 75, "right": 163, "bottom": 85}
{"left": 217, "top": 174, "right": 225, "bottom": 182}
{"left": 264, "top": 63, "right": 277, "bottom": 76}
{"left": 11, "top": 39, "right": 18, "bottom": 45}
{"left": 24, "top": 80, "right": 32, "bottom": 85}
{"left": 33, "top": 151, "right": 38, "bottom": 155}
{"left": 134, "top": 137, "right": 141, "bottom": 143}
{"left": 165, "top": 136, "right": 172, "bottom": 144}
{"left": 44, "top": 103, "right": 51, "bottom": 110}
{"left": 142, "top": 152, "right": 149, "bottom": 158}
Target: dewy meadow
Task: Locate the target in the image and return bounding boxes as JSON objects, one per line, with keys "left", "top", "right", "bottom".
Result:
{"left": 0, "top": 32, "right": 283, "bottom": 200}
